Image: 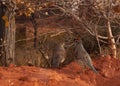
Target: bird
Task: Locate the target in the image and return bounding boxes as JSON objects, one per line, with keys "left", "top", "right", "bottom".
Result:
{"left": 75, "top": 39, "right": 98, "bottom": 73}
{"left": 51, "top": 42, "right": 66, "bottom": 68}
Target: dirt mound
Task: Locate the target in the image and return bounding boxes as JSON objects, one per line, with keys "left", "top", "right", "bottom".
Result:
{"left": 0, "top": 57, "right": 120, "bottom": 86}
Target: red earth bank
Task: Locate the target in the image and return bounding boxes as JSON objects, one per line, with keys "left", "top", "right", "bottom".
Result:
{"left": 0, "top": 57, "right": 120, "bottom": 86}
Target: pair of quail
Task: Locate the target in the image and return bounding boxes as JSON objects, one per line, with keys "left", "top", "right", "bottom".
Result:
{"left": 51, "top": 40, "right": 98, "bottom": 73}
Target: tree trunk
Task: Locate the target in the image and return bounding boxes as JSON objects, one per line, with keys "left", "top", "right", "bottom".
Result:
{"left": 30, "top": 13, "right": 38, "bottom": 49}
{"left": 107, "top": 21, "right": 116, "bottom": 58}
{"left": 0, "top": 4, "right": 6, "bottom": 66}
{"left": 0, "top": 2, "right": 16, "bottom": 66}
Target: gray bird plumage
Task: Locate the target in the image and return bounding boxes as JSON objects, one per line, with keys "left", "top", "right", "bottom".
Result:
{"left": 75, "top": 39, "right": 98, "bottom": 73}
{"left": 51, "top": 42, "right": 66, "bottom": 68}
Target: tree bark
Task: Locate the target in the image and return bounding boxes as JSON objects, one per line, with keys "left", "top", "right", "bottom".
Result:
{"left": 0, "top": 1, "right": 16, "bottom": 66}
{"left": 107, "top": 21, "right": 116, "bottom": 58}
{"left": 0, "top": 4, "right": 6, "bottom": 66}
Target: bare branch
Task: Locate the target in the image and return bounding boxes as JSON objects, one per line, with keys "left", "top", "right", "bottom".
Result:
{"left": 55, "top": 5, "right": 95, "bottom": 36}
{"left": 98, "top": 35, "right": 108, "bottom": 39}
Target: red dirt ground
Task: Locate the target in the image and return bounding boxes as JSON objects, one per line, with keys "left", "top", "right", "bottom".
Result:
{"left": 0, "top": 56, "right": 120, "bottom": 86}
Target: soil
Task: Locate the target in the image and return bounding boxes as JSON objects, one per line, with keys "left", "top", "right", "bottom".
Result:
{"left": 0, "top": 56, "right": 120, "bottom": 86}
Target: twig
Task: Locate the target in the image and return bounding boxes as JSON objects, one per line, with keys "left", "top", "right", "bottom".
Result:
{"left": 50, "top": 29, "right": 66, "bottom": 37}
{"left": 94, "top": 17, "right": 102, "bottom": 54}
{"left": 38, "top": 48, "right": 51, "bottom": 67}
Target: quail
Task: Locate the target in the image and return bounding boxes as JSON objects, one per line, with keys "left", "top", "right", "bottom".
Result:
{"left": 75, "top": 39, "right": 98, "bottom": 73}
{"left": 51, "top": 42, "right": 66, "bottom": 68}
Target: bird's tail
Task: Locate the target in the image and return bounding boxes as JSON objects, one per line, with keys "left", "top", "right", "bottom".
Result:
{"left": 89, "top": 64, "right": 98, "bottom": 73}
{"left": 85, "top": 58, "right": 98, "bottom": 73}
